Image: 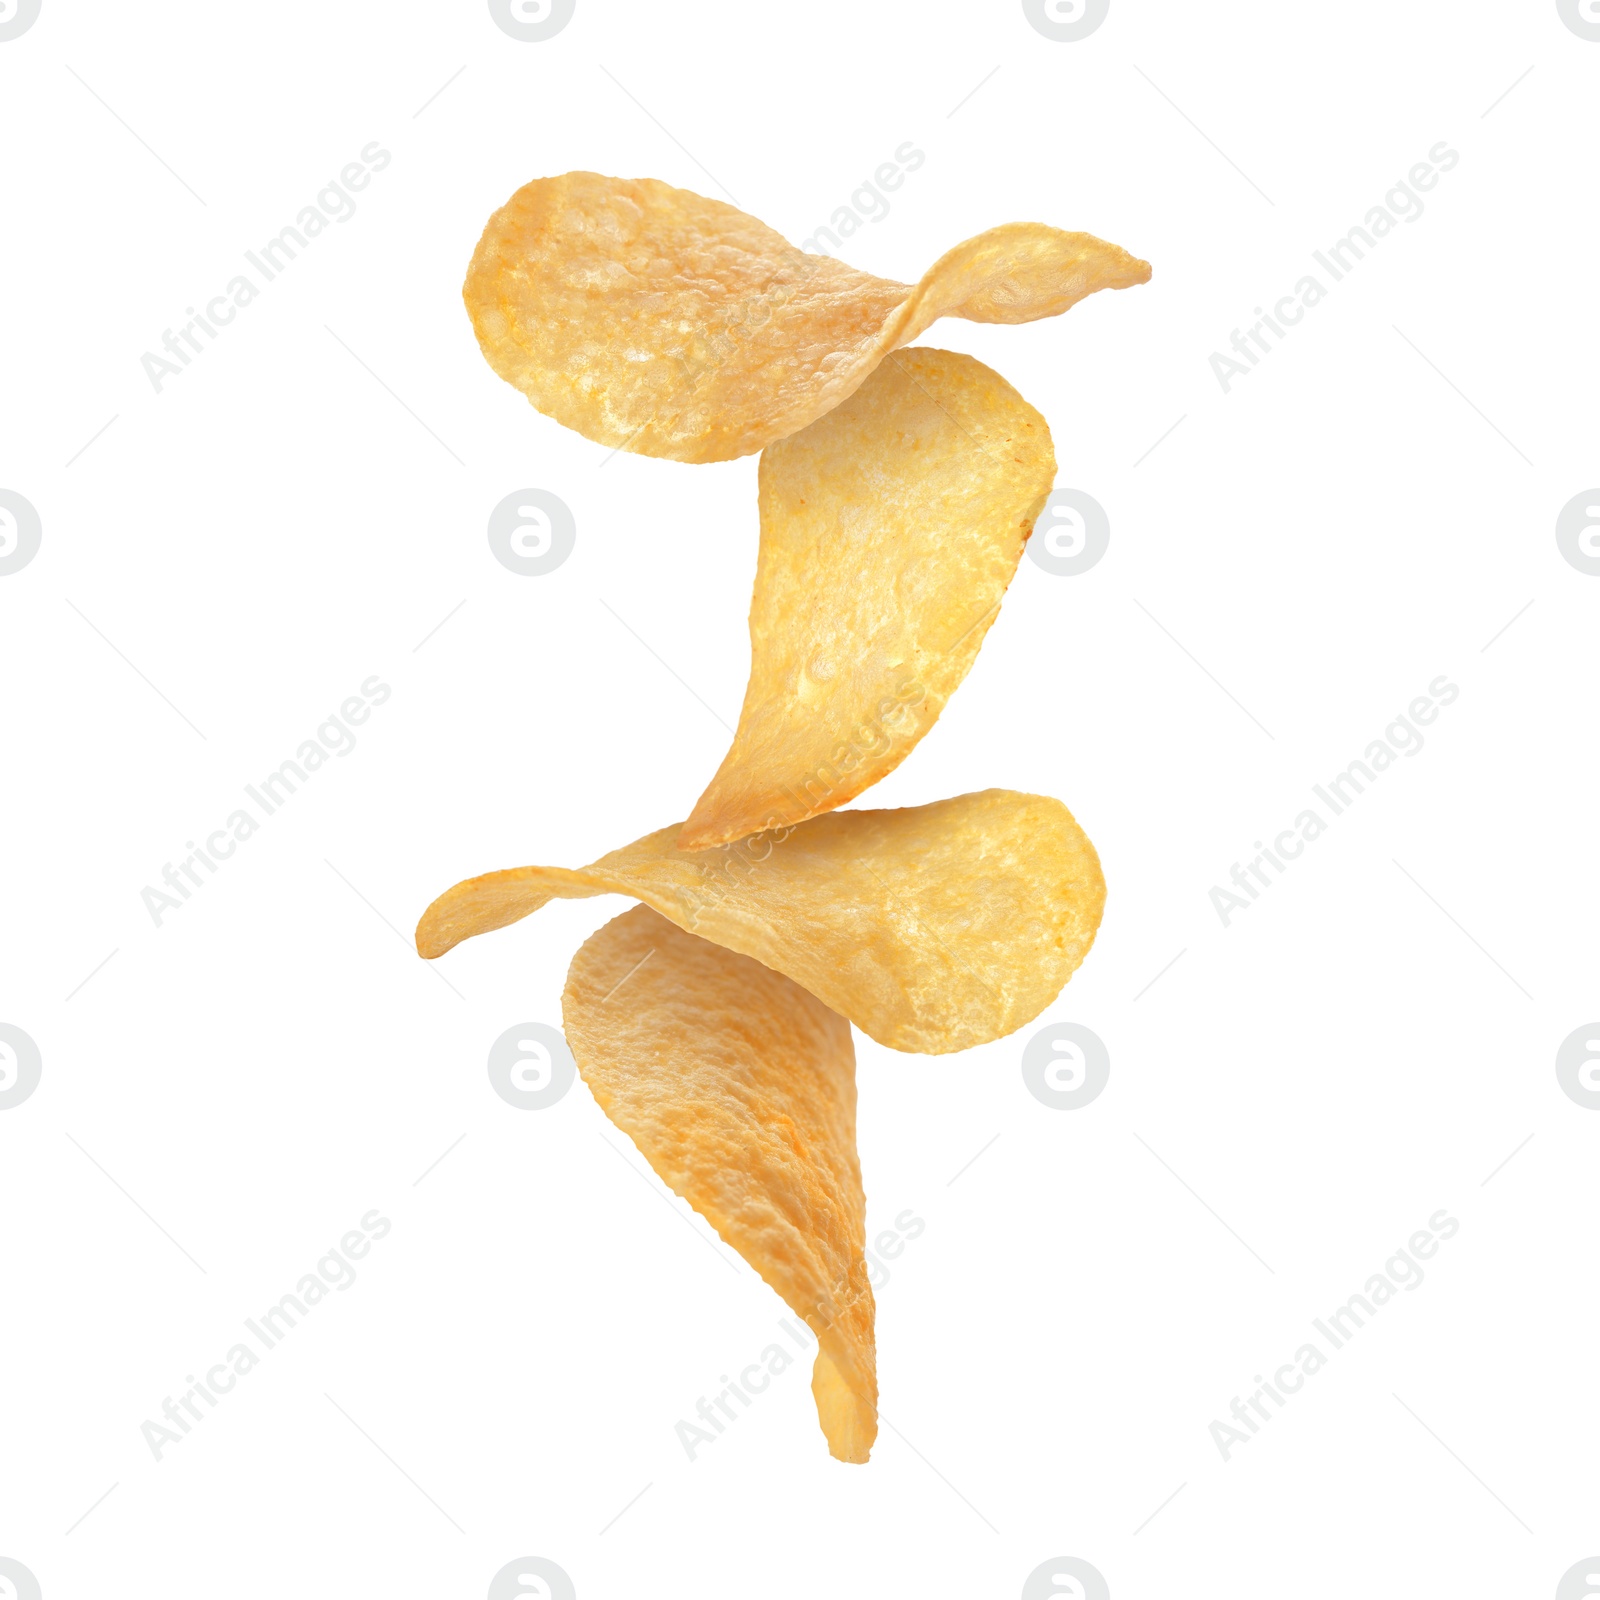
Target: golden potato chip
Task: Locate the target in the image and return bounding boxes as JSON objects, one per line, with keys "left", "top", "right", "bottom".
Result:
{"left": 678, "top": 348, "right": 1054, "bottom": 850}
{"left": 416, "top": 788, "right": 1104, "bottom": 1054}
{"left": 463, "top": 171, "right": 1150, "bottom": 462}
{"left": 564, "top": 904, "right": 875, "bottom": 1461}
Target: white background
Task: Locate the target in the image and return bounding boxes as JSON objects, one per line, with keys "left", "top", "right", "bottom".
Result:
{"left": 2, "top": 2, "right": 1597, "bottom": 1597}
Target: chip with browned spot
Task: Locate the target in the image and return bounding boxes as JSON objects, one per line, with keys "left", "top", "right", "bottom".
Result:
{"left": 678, "top": 347, "right": 1054, "bottom": 849}
{"left": 564, "top": 904, "right": 875, "bottom": 1461}
{"left": 463, "top": 171, "right": 1150, "bottom": 462}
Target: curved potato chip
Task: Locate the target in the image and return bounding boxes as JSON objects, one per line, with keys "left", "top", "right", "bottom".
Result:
{"left": 678, "top": 348, "right": 1054, "bottom": 850}
{"left": 416, "top": 788, "right": 1104, "bottom": 1054}
{"left": 564, "top": 905, "right": 875, "bottom": 1461}
{"left": 463, "top": 171, "right": 1150, "bottom": 462}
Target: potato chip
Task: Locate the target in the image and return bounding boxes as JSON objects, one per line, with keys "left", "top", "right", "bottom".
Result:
{"left": 564, "top": 905, "right": 876, "bottom": 1461}
{"left": 463, "top": 171, "right": 1150, "bottom": 462}
{"left": 416, "top": 788, "right": 1104, "bottom": 1054}
{"left": 678, "top": 348, "right": 1054, "bottom": 850}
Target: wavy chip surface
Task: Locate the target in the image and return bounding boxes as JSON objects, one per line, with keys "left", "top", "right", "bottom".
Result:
{"left": 564, "top": 905, "right": 875, "bottom": 1461}
{"left": 463, "top": 171, "right": 1151, "bottom": 462}
{"left": 416, "top": 789, "right": 1104, "bottom": 1054}
{"left": 679, "top": 348, "right": 1054, "bottom": 849}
